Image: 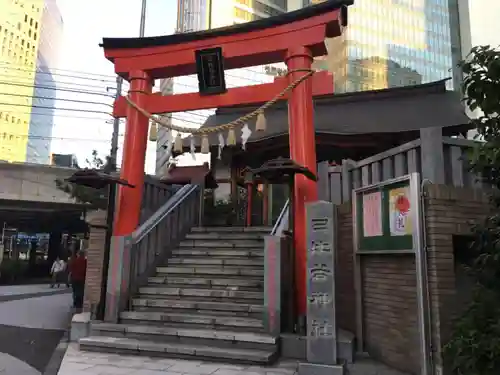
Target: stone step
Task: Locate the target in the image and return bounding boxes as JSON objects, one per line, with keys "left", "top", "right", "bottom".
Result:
{"left": 79, "top": 336, "right": 276, "bottom": 364}
{"left": 191, "top": 226, "right": 271, "bottom": 233}
{"left": 138, "top": 286, "right": 263, "bottom": 303}
{"left": 148, "top": 276, "right": 263, "bottom": 290}
{"left": 186, "top": 232, "right": 267, "bottom": 240}
{"left": 90, "top": 323, "right": 277, "bottom": 352}
{"left": 132, "top": 298, "right": 263, "bottom": 318}
{"left": 120, "top": 311, "right": 264, "bottom": 331}
{"left": 179, "top": 239, "right": 263, "bottom": 248}
{"left": 171, "top": 249, "right": 264, "bottom": 258}
{"left": 156, "top": 266, "right": 264, "bottom": 278}
{"left": 167, "top": 258, "right": 263, "bottom": 267}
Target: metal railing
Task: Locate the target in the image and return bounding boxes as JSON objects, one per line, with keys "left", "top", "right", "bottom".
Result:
{"left": 271, "top": 198, "right": 290, "bottom": 236}
{"left": 264, "top": 199, "right": 294, "bottom": 335}
{"left": 127, "top": 184, "right": 202, "bottom": 305}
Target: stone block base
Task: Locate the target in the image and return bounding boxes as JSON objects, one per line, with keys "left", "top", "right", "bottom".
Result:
{"left": 70, "top": 312, "right": 91, "bottom": 342}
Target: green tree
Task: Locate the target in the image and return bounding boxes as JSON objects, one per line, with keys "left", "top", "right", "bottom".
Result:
{"left": 55, "top": 150, "right": 112, "bottom": 210}
{"left": 443, "top": 45, "right": 500, "bottom": 375}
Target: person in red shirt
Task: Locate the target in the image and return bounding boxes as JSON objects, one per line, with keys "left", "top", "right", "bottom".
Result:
{"left": 68, "top": 250, "right": 87, "bottom": 311}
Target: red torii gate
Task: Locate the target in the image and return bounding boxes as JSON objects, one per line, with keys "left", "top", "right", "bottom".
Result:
{"left": 101, "top": 1, "right": 350, "bottom": 319}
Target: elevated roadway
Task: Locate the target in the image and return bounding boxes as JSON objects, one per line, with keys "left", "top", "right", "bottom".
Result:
{"left": 0, "top": 161, "right": 88, "bottom": 233}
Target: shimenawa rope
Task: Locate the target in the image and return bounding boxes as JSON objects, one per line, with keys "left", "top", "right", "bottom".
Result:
{"left": 124, "top": 68, "right": 314, "bottom": 153}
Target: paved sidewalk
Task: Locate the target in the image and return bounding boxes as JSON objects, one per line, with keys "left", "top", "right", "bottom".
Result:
{"left": 58, "top": 344, "right": 298, "bottom": 375}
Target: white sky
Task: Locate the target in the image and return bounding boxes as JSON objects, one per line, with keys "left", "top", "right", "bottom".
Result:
{"left": 48, "top": 0, "right": 499, "bottom": 173}
{"left": 50, "top": 0, "right": 177, "bottom": 173}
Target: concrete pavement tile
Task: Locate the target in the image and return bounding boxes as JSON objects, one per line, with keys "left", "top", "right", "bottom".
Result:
{"left": 265, "top": 369, "right": 296, "bottom": 375}
{"left": 213, "top": 364, "right": 246, "bottom": 371}
{"left": 212, "top": 369, "right": 243, "bottom": 375}
{"left": 140, "top": 361, "right": 175, "bottom": 371}
{"left": 168, "top": 362, "right": 219, "bottom": 374}
{"left": 130, "top": 371, "right": 179, "bottom": 375}
{"left": 89, "top": 364, "right": 135, "bottom": 374}
{"left": 57, "top": 362, "right": 96, "bottom": 371}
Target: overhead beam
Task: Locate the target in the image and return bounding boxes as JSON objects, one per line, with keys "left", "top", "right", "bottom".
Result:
{"left": 104, "top": 8, "right": 344, "bottom": 79}
{"left": 113, "top": 71, "right": 334, "bottom": 117}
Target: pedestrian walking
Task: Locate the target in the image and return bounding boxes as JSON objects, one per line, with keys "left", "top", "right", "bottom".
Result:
{"left": 50, "top": 256, "right": 66, "bottom": 288}
{"left": 68, "top": 250, "right": 87, "bottom": 312}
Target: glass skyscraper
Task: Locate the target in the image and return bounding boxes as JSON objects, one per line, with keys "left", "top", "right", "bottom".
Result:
{"left": 308, "top": 0, "right": 470, "bottom": 92}
{"left": 26, "top": 0, "right": 63, "bottom": 164}
{"left": 0, "top": 0, "right": 63, "bottom": 163}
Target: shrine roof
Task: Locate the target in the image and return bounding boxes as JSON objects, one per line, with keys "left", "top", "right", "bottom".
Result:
{"left": 100, "top": 0, "right": 352, "bottom": 50}
{"left": 183, "top": 79, "right": 469, "bottom": 148}
{"left": 160, "top": 163, "right": 217, "bottom": 188}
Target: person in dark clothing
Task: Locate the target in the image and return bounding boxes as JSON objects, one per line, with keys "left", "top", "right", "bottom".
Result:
{"left": 68, "top": 250, "right": 87, "bottom": 311}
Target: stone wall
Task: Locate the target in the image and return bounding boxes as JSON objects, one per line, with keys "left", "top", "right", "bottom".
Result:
{"left": 424, "top": 185, "right": 491, "bottom": 374}
{"left": 83, "top": 210, "right": 107, "bottom": 313}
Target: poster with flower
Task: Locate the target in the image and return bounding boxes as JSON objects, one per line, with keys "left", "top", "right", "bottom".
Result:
{"left": 389, "top": 187, "right": 412, "bottom": 236}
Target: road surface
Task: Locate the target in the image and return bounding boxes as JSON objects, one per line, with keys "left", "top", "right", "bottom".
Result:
{"left": 0, "top": 285, "right": 72, "bottom": 375}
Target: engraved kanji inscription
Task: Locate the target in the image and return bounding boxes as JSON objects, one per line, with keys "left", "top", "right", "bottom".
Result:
{"left": 310, "top": 319, "right": 333, "bottom": 337}
{"left": 310, "top": 240, "right": 332, "bottom": 253}
{"left": 311, "top": 218, "right": 329, "bottom": 231}
{"left": 309, "top": 264, "right": 332, "bottom": 282}
{"left": 309, "top": 292, "right": 332, "bottom": 306}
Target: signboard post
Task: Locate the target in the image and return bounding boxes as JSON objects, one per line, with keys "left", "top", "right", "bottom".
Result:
{"left": 299, "top": 200, "right": 344, "bottom": 375}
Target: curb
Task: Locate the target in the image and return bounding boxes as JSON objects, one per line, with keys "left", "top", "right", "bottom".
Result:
{"left": 0, "top": 289, "right": 71, "bottom": 303}
{"left": 42, "top": 310, "right": 72, "bottom": 375}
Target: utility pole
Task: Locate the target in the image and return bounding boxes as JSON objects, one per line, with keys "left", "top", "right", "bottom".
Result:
{"left": 109, "top": 76, "right": 123, "bottom": 170}
{"left": 97, "top": 0, "right": 147, "bottom": 320}
{"left": 139, "top": 0, "right": 147, "bottom": 37}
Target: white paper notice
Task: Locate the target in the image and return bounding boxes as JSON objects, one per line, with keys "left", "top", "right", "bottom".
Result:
{"left": 362, "top": 192, "right": 383, "bottom": 237}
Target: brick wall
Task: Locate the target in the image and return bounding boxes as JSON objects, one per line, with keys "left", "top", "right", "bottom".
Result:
{"left": 424, "top": 185, "right": 491, "bottom": 374}
{"left": 336, "top": 207, "right": 419, "bottom": 373}
{"left": 361, "top": 254, "right": 420, "bottom": 374}
{"left": 336, "top": 203, "right": 356, "bottom": 333}
{"left": 83, "top": 210, "right": 107, "bottom": 313}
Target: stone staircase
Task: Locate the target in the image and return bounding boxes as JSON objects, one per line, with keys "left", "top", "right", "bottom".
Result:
{"left": 79, "top": 226, "right": 278, "bottom": 364}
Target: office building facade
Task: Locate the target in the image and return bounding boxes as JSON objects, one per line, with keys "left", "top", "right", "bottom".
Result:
{"left": 0, "top": 0, "right": 62, "bottom": 163}
{"left": 305, "top": 0, "right": 470, "bottom": 92}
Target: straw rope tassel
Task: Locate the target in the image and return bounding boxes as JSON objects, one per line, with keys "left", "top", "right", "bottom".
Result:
{"left": 200, "top": 134, "right": 210, "bottom": 154}
{"left": 149, "top": 122, "right": 158, "bottom": 142}
{"left": 255, "top": 110, "right": 266, "bottom": 132}
{"left": 173, "top": 133, "right": 183, "bottom": 153}
{"left": 226, "top": 127, "right": 236, "bottom": 146}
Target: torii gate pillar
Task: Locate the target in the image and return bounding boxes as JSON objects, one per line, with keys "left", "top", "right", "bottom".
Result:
{"left": 286, "top": 46, "right": 317, "bottom": 317}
